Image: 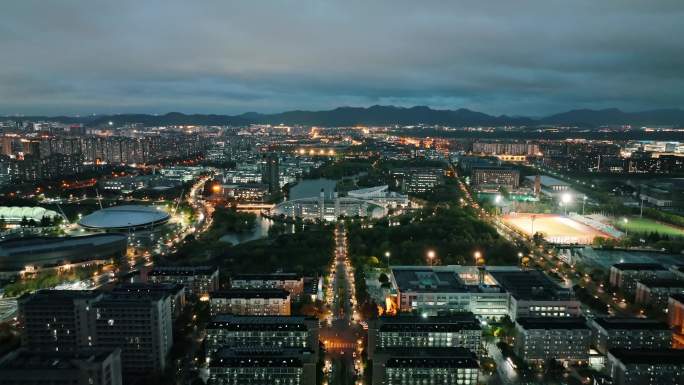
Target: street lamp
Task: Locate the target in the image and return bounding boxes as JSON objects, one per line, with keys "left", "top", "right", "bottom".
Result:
{"left": 623, "top": 217, "right": 629, "bottom": 235}
{"left": 473, "top": 251, "right": 482, "bottom": 265}
{"left": 385, "top": 251, "right": 391, "bottom": 268}
{"left": 427, "top": 250, "right": 436, "bottom": 266}
{"left": 561, "top": 193, "right": 572, "bottom": 215}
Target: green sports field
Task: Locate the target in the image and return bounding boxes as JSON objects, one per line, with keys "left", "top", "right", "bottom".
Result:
{"left": 613, "top": 217, "right": 684, "bottom": 237}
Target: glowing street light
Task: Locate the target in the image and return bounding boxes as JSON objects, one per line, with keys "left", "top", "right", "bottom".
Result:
{"left": 385, "top": 251, "right": 391, "bottom": 268}
{"left": 473, "top": 251, "right": 482, "bottom": 265}
{"left": 427, "top": 250, "right": 436, "bottom": 266}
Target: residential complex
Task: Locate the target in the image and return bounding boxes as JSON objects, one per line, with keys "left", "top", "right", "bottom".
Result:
{"left": 209, "top": 289, "right": 291, "bottom": 316}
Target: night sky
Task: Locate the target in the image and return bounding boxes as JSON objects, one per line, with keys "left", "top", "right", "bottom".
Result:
{"left": 2, "top": 1, "right": 683, "bottom": 116}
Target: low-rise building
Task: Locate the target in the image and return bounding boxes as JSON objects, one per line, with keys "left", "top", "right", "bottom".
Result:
{"left": 221, "top": 183, "right": 270, "bottom": 202}
{"left": 635, "top": 279, "right": 684, "bottom": 309}
{"left": 609, "top": 263, "right": 672, "bottom": 294}
{"left": 589, "top": 317, "right": 672, "bottom": 355}
{"left": 230, "top": 273, "right": 305, "bottom": 297}
{"left": 514, "top": 317, "right": 591, "bottom": 363}
{"left": 206, "top": 315, "right": 319, "bottom": 357}
{"left": 146, "top": 266, "right": 219, "bottom": 299}
{"left": 209, "top": 348, "right": 316, "bottom": 385}
{"left": 471, "top": 166, "right": 520, "bottom": 190}
{"left": 0, "top": 348, "right": 122, "bottom": 385}
{"left": 389, "top": 266, "right": 509, "bottom": 320}
{"left": 391, "top": 167, "right": 445, "bottom": 193}
{"left": 372, "top": 348, "right": 479, "bottom": 385}
{"left": 209, "top": 289, "right": 291, "bottom": 316}
{"left": 606, "top": 349, "right": 684, "bottom": 385}
{"left": 489, "top": 268, "right": 581, "bottom": 318}
{"left": 369, "top": 313, "right": 481, "bottom": 357}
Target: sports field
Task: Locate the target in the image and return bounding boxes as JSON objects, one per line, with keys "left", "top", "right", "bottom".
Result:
{"left": 503, "top": 213, "right": 613, "bottom": 244}
{"left": 613, "top": 217, "right": 684, "bottom": 237}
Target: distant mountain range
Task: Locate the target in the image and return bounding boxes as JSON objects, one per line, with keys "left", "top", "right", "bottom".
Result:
{"left": 4, "top": 106, "right": 684, "bottom": 128}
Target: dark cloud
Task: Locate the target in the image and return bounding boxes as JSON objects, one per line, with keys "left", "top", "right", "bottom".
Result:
{"left": 1, "top": 0, "right": 683, "bottom": 115}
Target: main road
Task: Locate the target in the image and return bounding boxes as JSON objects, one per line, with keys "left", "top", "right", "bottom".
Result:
{"left": 320, "top": 223, "right": 363, "bottom": 385}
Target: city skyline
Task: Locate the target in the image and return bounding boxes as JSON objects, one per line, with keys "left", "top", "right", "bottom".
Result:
{"left": 2, "top": 1, "right": 684, "bottom": 116}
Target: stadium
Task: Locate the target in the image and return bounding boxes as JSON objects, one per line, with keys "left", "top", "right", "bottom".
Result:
{"left": 78, "top": 205, "right": 171, "bottom": 231}
{"left": 502, "top": 213, "right": 616, "bottom": 245}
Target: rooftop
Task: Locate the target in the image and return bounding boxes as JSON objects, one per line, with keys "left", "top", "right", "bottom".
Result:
{"left": 637, "top": 279, "right": 684, "bottom": 288}
{"left": 210, "top": 288, "right": 290, "bottom": 299}
{"left": 19, "top": 290, "right": 101, "bottom": 304}
{"left": 516, "top": 317, "right": 589, "bottom": 330}
{"left": 376, "top": 313, "right": 480, "bottom": 333}
{"left": 609, "top": 349, "right": 684, "bottom": 365}
{"left": 670, "top": 293, "right": 684, "bottom": 304}
{"left": 231, "top": 273, "right": 303, "bottom": 281}
{"left": 611, "top": 263, "right": 667, "bottom": 271}
{"left": 111, "top": 282, "right": 184, "bottom": 295}
{"left": 0, "top": 234, "right": 127, "bottom": 255}
{"left": 208, "top": 315, "right": 316, "bottom": 331}
{"left": 489, "top": 269, "right": 573, "bottom": 301}
{"left": 391, "top": 267, "right": 466, "bottom": 293}
{"left": 0, "top": 348, "right": 118, "bottom": 370}
{"left": 78, "top": 205, "right": 170, "bottom": 229}
{"left": 592, "top": 317, "right": 670, "bottom": 331}
{"left": 148, "top": 265, "right": 218, "bottom": 276}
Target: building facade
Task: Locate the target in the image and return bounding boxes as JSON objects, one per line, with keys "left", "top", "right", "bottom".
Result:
{"left": 606, "top": 349, "right": 684, "bottom": 385}
{"left": 209, "top": 289, "right": 291, "bottom": 316}
{"left": 146, "top": 266, "right": 219, "bottom": 298}
{"left": 372, "top": 348, "right": 479, "bottom": 385}
{"left": 206, "top": 315, "right": 319, "bottom": 357}
{"left": 589, "top": 317, "right": 672, "bottom": 355}
{"left": 368, "top": 314, "right": 481, "bottom": 357}
{"left": 609, "top": 263, "right": 673, "bottom": 294}
{"left": 230, "top": 273, "right": 305, "bottom": 297}
{"left": 209, "top": 348, "right": 316, "bottom": 385}
{"left": 0, "top": 348, "right": 122, "bottom": 385}
{"left": 514, "top": 317, "right": 591, "bottom": 363}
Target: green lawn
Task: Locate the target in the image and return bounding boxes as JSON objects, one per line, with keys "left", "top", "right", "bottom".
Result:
{"left": 614, "top": 217, "right": 684, "bottom": 237}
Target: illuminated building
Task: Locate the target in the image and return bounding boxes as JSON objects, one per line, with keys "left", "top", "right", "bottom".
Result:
{"left": 514, "top": 317, "right": 591, "bottom": 363}
{"left": 372, "top": 348, "right": 479, "bottom": 385}
{"left": 606, "top": 349, "right": 684, "bottom": 385}
{"left": 209, "top": 289, "right": 291, "bottom": 316}
{"left": 368, "top": 313, "right": 481, "bottom": 357}
{"left": 206, "top": 315, "right": 319, "bottom": 357}
{"left": 146, "top": 266, "right": 219, "bottom": 299}
{"left": 589, "top": 317, "right": 672, "bottom": 355}
{"left": 230, "top": 273, "right": 305, "bottom": 297}
{"left": 609, "top": 263, "right": 672, "bottom": 294}
{"left": 209, "top": 348, "right": 316, "bottom": 385}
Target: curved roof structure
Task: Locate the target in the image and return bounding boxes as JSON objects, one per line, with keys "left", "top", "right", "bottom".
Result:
{"left": 0, "top": 206, "right": 60, "bottom": 222}
{"left": 78, "top": 205, "right": 170, "bottom": 230}
{"left": 347, "top": 185, "right": 389, "bottom": 198}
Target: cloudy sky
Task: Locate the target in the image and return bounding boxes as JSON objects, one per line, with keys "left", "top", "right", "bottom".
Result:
{"left": 2, "top": 0, "right": 683, "bottom": 116}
